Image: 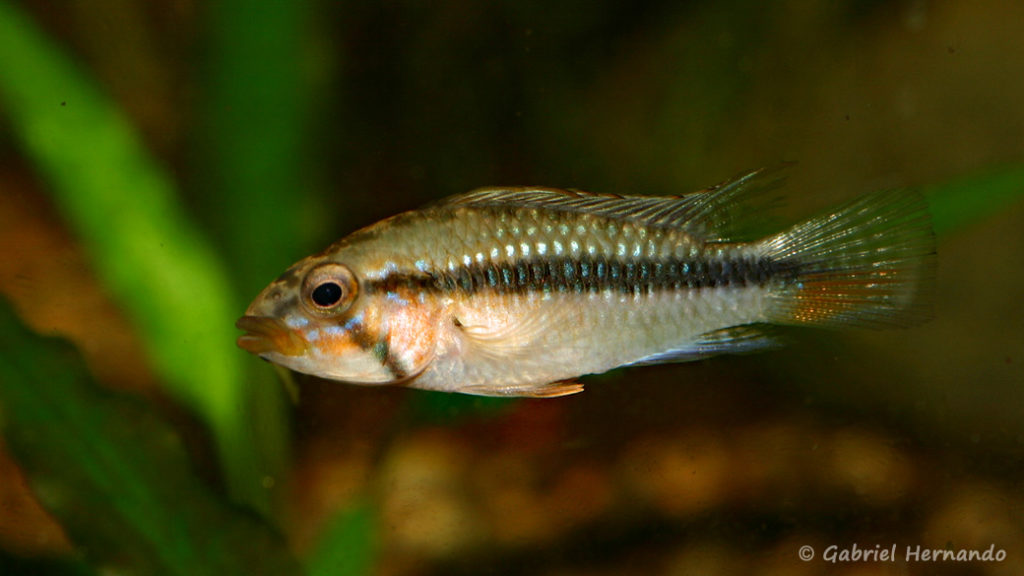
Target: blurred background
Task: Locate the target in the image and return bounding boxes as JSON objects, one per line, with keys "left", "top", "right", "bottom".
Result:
{"left": 1, "top": 1, "right": 1023, "bottom": 575}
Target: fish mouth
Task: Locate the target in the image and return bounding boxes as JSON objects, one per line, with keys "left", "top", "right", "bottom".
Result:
{"left": 235, "top": 315, "right": 310, "bottom": 357}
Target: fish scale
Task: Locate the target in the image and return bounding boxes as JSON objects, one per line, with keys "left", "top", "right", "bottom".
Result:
{"left": 361, "top": 207, "right": 784, "bottom": 297}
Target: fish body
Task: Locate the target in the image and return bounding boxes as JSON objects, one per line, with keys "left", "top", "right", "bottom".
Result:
{"left": 237, "top": 169, "right": 935, "bottom": 397}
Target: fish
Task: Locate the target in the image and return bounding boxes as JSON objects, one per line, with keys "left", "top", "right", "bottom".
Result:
{"left": 236, "top": 168, "right": 935, "bottom": 397}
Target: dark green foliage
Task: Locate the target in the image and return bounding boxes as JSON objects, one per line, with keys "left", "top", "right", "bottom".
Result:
{"left": 0, "top": 300, "right": 304, "bottom": 576}
{"left": 306, "top": 498, "right": 378, "bottom": 576}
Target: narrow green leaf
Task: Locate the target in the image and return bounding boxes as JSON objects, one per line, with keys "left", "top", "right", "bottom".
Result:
{"left": 0, "top": 1, "right": 273, "bottom": 511}
{"left": 198, "top": 0, "right": 320, "bottom": 517}
{"left": 306, "top": 498, "right": 378, "bottom": 576}
{"left": 0, "top": 300, "right": 304, "bottom": 576}
{"left": 925, "top": 163, "right": 1024, "bottom": 237}
{"left": 202, "top": 1, "right": 315, "bottom": 291}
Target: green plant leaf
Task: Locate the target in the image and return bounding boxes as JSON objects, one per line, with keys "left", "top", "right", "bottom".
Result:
{"left": 0, "top": 0, "right": 277, "bottom": 513}
{"left": 202, "top": 1, "right": 316, "bottom": 291}
{"left": 0, "top": 299, "right": 304, "bottom": 576}
{"left": 198, "top": 0, "right": 321, "bottom": 518}
{"left": 306, "top": 497, "right": 377, "bottom": 576}
{"left": 925, "top": 163, "right": 1024, "bottom": 237}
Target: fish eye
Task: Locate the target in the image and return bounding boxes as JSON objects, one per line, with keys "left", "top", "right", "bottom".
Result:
{"left": 302, "top": 263, "right": 357, "bottom": 314}
{"left": 311, "top": 282, "right": 343, "bottom": 307}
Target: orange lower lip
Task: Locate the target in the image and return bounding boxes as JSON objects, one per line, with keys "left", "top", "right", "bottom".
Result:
{"left": 235, "top": 316, "right": 309, "bottom": 357}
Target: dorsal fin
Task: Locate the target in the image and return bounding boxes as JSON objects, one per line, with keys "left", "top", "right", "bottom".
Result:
{"left": 437, "top": 166, "right": 789, "bottom": 241}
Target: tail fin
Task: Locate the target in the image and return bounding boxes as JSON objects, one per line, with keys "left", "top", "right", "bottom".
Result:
{"left": 763, "top": 189, "right": 936, "bottom": 329}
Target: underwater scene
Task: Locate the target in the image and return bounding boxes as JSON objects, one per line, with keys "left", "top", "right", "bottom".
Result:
{"left": 1, "top": 1, "right": 1023, "bottom": 575}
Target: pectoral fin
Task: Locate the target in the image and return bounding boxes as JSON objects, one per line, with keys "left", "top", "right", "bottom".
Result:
{"left": 273, "top": 363, "right": 301, "bottom": 404}
{"left": 452, "top": 303, "right": 569, "bottom": 362}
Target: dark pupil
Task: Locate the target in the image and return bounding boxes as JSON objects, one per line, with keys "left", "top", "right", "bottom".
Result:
{"left": 311, "top": 282, "right": 343, "bottom": 307}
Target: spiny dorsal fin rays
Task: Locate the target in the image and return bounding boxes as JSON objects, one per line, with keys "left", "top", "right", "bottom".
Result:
{"left": 437, "top": 165, "right": 790, "bottom": 241}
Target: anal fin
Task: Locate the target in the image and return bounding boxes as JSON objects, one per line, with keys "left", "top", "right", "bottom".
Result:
{"left": 628, "top": 324, "right": 780, "bottom": 366}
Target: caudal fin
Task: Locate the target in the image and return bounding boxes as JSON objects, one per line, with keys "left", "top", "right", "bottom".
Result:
{"left": 762, "top": 189, "right": 936, "bottom": 329}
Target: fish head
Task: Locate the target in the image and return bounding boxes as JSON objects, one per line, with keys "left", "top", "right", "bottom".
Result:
{"left": 236, "top": 253, "right": 401, "bottom": 384}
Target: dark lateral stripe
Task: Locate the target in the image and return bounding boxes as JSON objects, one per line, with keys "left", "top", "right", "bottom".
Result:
{"left": 368, "top": 255, "right": 797, "bottom": 296}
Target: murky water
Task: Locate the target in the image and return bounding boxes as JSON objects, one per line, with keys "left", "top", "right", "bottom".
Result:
{"left": 1, "top": 2, "right": 1023, "bottom": 575}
